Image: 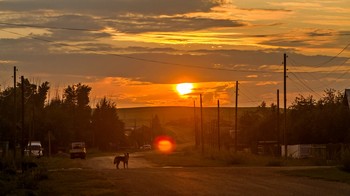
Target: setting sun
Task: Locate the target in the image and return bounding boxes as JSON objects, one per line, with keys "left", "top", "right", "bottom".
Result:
{"left": 176, "top": 83, "right": 193, "bottom": 95}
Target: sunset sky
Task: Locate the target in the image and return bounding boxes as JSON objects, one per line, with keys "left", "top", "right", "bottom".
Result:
{"left": 0, "top": 0, "right": 349, "bottom": 108}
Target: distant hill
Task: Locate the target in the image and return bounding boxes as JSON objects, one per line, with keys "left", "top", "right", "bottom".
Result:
{"left": 117, "top": 106, "right": 256, "bottom": 144}
{"left": 117, "top": 106, "right": 254, "bottom": 128}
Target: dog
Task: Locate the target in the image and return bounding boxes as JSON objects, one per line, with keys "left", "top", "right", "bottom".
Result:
{"left": 113, "top": 153, "right": 129, "bottom": 169}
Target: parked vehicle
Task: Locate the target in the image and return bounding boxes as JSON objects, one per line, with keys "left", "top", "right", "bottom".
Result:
{"left": 24, "top": 141, "right": 43, "bottom": 157}
{"left": 69, "top": 142, "right": 86, "bottom": 159}
{"left": 140, "top": 144, "right": 152, "bottom": 150}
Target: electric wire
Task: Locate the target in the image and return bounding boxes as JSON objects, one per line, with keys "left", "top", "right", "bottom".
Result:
{"left": 0, "top": 28, "right": 279, "bottom": 74}
{"left": 3, "top": 22, "right": 350, "bottom": 106}
{"left": 0, "top": 22, "right": 100, "bottom": 32}
{"left": 287, "top": 76, "right": 306, "bottom": 94}
{"left": 288, "top": 56, "right": 350, "bottom": 93}
{"left": 288, "top": 71, "right": 322, "bottom": 98}
{"left": 288, "top": 41, "right": 350, "bottom": 67}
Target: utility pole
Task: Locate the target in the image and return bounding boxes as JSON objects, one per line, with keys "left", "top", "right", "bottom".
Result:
{"left": 193, "top": 99, "right": 198, "bottom": 148}
{"left": 217, "top": 99, "right": 221, "bottom": 151}
{"left": 21, "top": 76, "right": 25, "bottom": 159}
{"left": 283, "top": 53, "right": 287, "bottom": 158}
{"left": 48, "top": 130, "right": 51, "bottom": 157}
{"left": 235, "top": 81, "right": 238, "bottom": 152}
{"left": 277, "top": 89, "right": 280, "bottom": 156}
{"left": 200, "top": 94, "right": 204, "bottom": 153}
{"left": 13, "top": 66, "right": 17, "bottom": 158}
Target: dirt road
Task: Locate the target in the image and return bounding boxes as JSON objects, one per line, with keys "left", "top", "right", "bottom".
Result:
{"left": 80, "top": 152, "right": 350, "bottom": 195}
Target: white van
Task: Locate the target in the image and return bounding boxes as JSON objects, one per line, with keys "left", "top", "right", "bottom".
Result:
{"left": 24, "top": 141, "right": 43, "bottom": 157}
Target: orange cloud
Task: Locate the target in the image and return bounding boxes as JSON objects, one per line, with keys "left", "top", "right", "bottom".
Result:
{"left": 256, "top": 81, "right": 278, "bottom": 86}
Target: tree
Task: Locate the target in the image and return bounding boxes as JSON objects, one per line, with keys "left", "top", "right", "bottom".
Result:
{"left": 288, "top": 90, "right": 350, "bottom": 144}
{"left": 288, "top": 95, "right": 317, "bottom": 144}
{"left": 62, "top": 83, "right": 92, "bottom": 142}
{"left": 91, "top": 97, "right": 124, "bottom": 151}
{"left": 0, "top": 78, "right": 50, "bottom": 152}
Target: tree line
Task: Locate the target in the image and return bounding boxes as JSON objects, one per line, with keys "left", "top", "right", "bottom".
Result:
{"left": 239, "top": 89, "right": 350, "bottom": 150}
{"left": 0, "top": 78, "right": 160, "bottom": 154}
{"left": 1, "top": 78, "right": 349, "bottom": 154}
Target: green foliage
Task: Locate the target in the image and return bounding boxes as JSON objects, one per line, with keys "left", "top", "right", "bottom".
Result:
{"left": 91, "top": 97, "right": 124, "bottom": 151}
{"left": 288, "top": 89, "right": 350, "bottom": 144}
{"left": 239, "top": 88, "right": 350, "bottom": 151}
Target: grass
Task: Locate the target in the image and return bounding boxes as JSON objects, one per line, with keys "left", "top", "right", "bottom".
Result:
{"left": 0, "top": 156, "right": 49, "bottom": 195}
{"left": 143, "top": 146, "right": 350, "bottom": 185}
{"left": 39, "top": 169, "right": 124, "bottom": 195}
{"left": 280, "top": 167, "right": 350, "bottom": 184}
{"left": 33, "top": 153, "right": 125, "bottom": 195}
{"left": 142, "top": 144, "right": 334, "bottom": 168}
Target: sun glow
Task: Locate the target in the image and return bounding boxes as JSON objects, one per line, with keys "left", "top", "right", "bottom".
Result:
{"left": 154, "top": 136, "right": 176, "bottom": 154}
{"left": 176, "top": 83, "right": 193, "bottom": 95}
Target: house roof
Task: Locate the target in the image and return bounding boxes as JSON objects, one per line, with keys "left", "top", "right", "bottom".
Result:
{"left": 345, "top": 89, "right": 350, "bottom": 109}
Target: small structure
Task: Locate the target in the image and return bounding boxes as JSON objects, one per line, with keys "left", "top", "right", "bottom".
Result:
{"left": 281, "top": 144, "right": 327, "bottom": 159}
{"left": 281, "top": 144, "right": 312, "bottom": 158}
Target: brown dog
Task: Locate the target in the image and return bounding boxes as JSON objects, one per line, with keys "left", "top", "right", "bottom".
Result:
{"left": 114, "top": 153, "right": 129, "bottom": 169}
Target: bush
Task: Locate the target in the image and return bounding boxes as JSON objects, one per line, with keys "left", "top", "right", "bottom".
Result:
{"left": 0, "top": 155, "right": 49, "bottom": 195}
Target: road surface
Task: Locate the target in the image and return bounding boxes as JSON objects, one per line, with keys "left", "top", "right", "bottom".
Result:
{"left": 80, "top": 152, "right": 350, "bottom": 195}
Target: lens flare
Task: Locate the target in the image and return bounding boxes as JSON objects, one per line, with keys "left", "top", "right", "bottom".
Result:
{"left": 154, "top": 136, "right": 176, "bottom": 154}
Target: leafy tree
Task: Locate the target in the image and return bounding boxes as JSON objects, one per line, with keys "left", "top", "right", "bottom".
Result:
{"left": 91, "top": 97, "right": 124, "bottom": 151}
{"left": 288, "top": 89, "right": 350, "bottom": 144}
{"left": 288, "top": 95, "right": 317, "bottom": 144}
{"left": 0, "top": 78, "right": 50, "bottom": 152}
{"left": 62, "top": 83, "right": 92, "bottom": 142}
{"left": 239, "top": 102, "right": 280, "bottom": 152}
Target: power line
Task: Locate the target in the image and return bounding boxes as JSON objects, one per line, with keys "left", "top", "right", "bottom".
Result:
{"left": 288, "top": 76, "right": 307, "bottom": 94}
{"left": 289, "top": 56, "right": 350, "bottom": 91}
{"left": 0, "top": 22, "right": 100, "bottom": 32}
{"left": 288, "top": 71, "right": 322, "bottom": 98}
{"left": 0, "top": 28, "right": 280, "bottom": 74}
{"left": 288, "top": 41, "right": 350, "bottom": 67}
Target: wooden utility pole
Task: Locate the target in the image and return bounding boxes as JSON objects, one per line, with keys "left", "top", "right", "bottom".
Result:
{"left": 283, "top": 53, "right": 287, "bottom": 158}
{"left": 193, "top": 99, "right": 198, "bottom": 148}
{"left": 200, "top": 94, "right": 204, "bottom": 153}
{"left": 217, "top": 99, "right": 221, "bottom": 151}
{"left": 235, "top": 81, "right": 238, "bottom": 152}
{"left": 277, "top": 89, "right": 280, "bottom": 155}
{"left": 48, "top": 130, "right": 51, "bottom": 157}
{"left": 13, "top": 66, "right": 17, "bottom": 158}
{"left": 21, "top": 76, "right": 25, "bottom": 158}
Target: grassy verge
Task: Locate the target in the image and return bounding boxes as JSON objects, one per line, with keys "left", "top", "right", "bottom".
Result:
{"left": 280, "top": 167, "right": 350, "bottom": 184}
{"left": 142, "top": 144, "right": 334, "bottom": 168}
{"left": 35, "top": 152, "right": 123, "bottom": 195}
{"left": 39, "top": 169, "right": 123, "bottom": 195}
{"left": 0, "top": 156, "right": 49, "bottom": 195}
